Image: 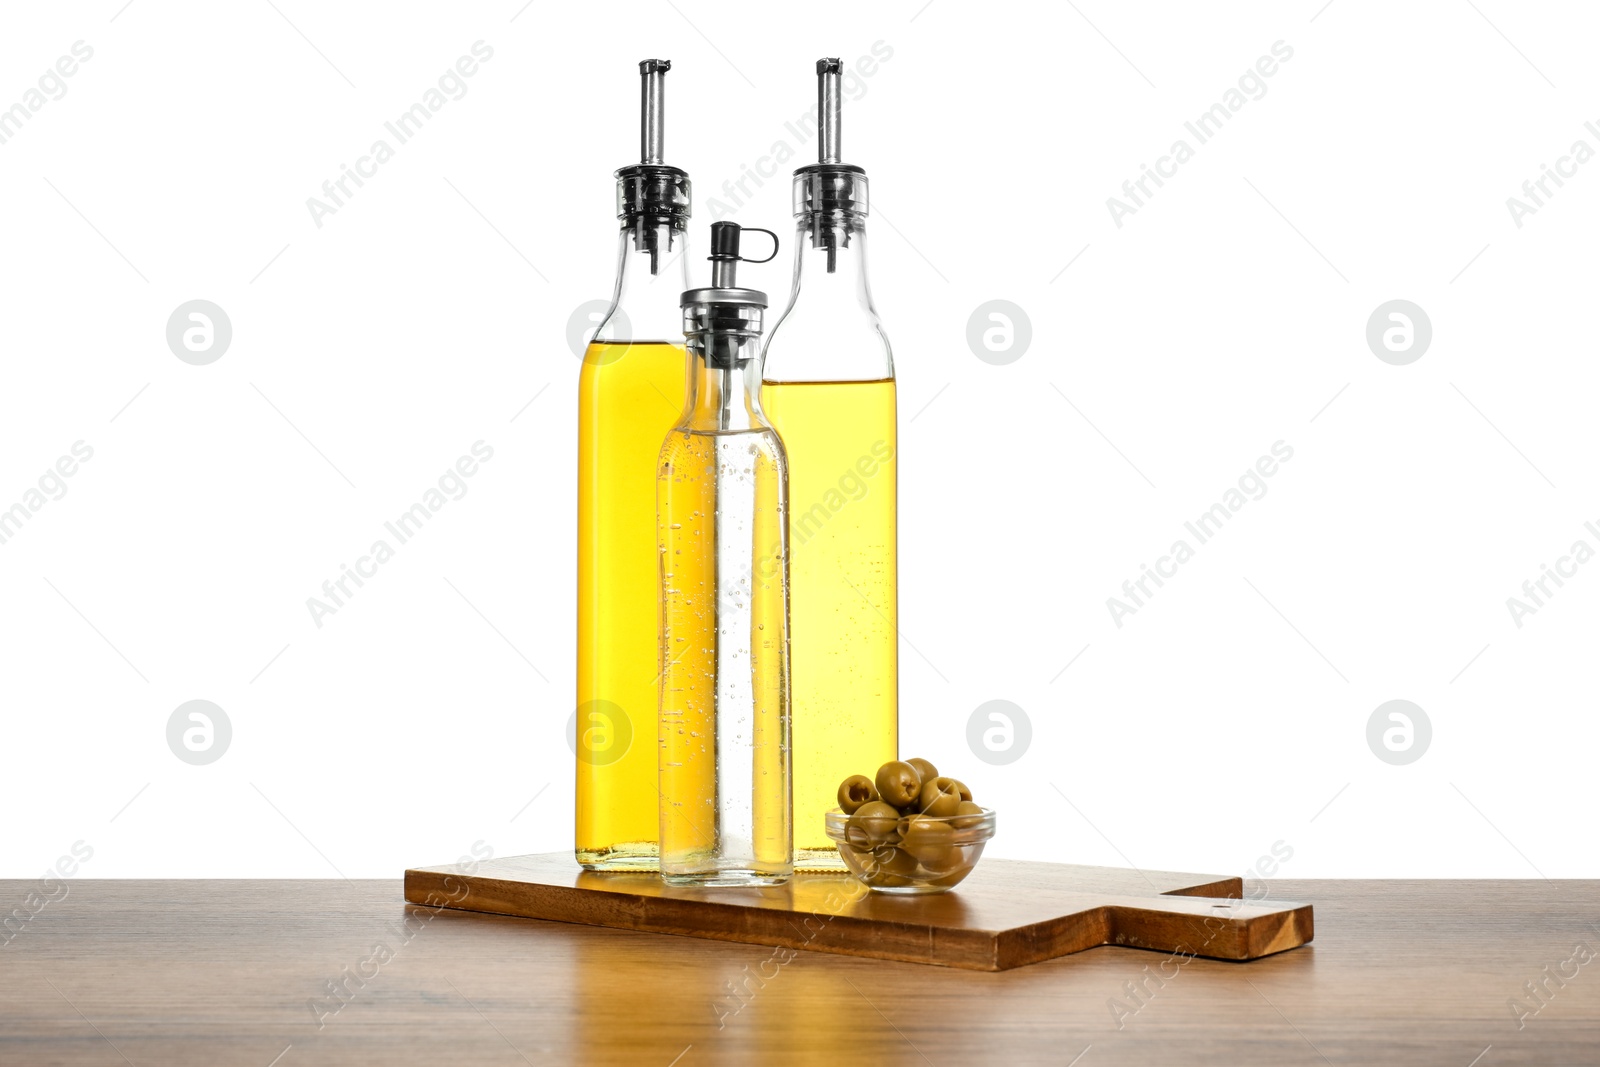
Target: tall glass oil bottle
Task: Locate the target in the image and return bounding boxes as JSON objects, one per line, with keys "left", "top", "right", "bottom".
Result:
{"left": 576, "top": 59, "right": 692, "bottom": 870}
{"left": 658, "top": 222, "right": 792, "bottom": 886}
{"left": 761, "top": 60, "right": 897, "bottom": 869}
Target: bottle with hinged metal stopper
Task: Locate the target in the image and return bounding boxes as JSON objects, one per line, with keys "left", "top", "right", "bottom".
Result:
{"left": 576, "top": 59, "right": 692, "bottom": 871}
{"left": 658, "top": 221, "right": 793, "bottom": 887}
{"left": 761, "top": 59, "right": 898, "bottom": 870}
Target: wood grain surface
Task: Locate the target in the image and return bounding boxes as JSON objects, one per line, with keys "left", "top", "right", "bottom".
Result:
{"left": 2, "top": 878, "right": 1596, "bottom": 1065}
{"left": 403, "top": 853, "right": 1313, "bottom": 969}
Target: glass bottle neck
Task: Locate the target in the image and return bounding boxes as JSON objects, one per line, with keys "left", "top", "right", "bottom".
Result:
{"left": 678, "top": 341, "right": 769, "bottom": 433}
{"left": 764, "top": 212, "right": 893, "bottom": 382}
{"left": 796, "top": 211, "right": 871, "bottom": 295}
{"left": 595, "top": 218, "right": 690, "bottom": 345}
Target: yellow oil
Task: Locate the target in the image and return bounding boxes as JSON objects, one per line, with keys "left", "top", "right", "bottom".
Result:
{"left": 576, "top": 340, "right": 686, "bottom": 869}
{"left": 759, "top": 378, "right": 897, "bottom": 867}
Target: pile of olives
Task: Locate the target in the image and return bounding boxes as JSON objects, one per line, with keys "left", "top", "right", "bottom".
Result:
{"left": 833, "top": 758, "right": 989, "bottom": 889}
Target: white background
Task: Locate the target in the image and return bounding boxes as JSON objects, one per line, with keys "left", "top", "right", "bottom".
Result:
{"left": 2, "top": 0, "right": 1595, "bottom": 881}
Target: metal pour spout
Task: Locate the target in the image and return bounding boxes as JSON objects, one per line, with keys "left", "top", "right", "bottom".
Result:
{"left": 641, "top": 58, "right": 668, "bottom": 164}
{"left": 817, "top": 58, "right": 842, "bottom": 164}
{"left": 618, "top": 58, "right": 689, "bottom": 276}
{"left": 685, "top": 222, "right": 777, "bottom": 368}
{"left": 706, "top": 221, "right": 778, "bottom": 291}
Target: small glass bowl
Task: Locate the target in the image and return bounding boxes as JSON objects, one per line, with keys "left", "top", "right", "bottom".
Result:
{"left": 824, "top": 807, "right": 996, "bottom": 895}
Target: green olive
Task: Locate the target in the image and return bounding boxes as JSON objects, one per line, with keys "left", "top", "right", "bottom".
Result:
{"left": 917, "top": 777, "right": 963, "bottom": 818}
{"left": 905, "top": 757, "right": 939, "bottom": 783}
{"left": 837, "top": 774, "right": 879, "bottom": 814}
{"left": 897, "top": 812, "right": 952, "bottom": 841}
{"left": 943, "top": 777, "right": 973, "bottom": 803}
{"left": 874, "top": 761, "right": 922, "bottom": 809}
{"left": 949, "top": 800, "right": 985, "bottom": 830}
{"left": 898, "top": 815, "right": 956, "bottom": 870}
{"left": 852, "top": 800, "right": 903, "bottom": 846}
{"left": 915, "top": 841, "right": 967, "bottom": 876}
{"left": 861, "top": 846, "right": 918, "bottom": 881}
{"left": 840, "top": 842, "right": 880, "bottom": 870}
{"left": 842, "top": 823, "right": 873, "bottom": 851}
{"left": 928, "top": 864, "right": 975, "bottom": 887}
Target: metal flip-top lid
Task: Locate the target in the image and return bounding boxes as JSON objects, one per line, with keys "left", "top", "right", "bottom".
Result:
{"left": 616, "top": 59, "right": 691, "bottom": 228}
{"left": 792, "top": 58, "right": 869, "bottom": 218}
{"left": 682, "top": 222, "right": 778, "bottom": 363}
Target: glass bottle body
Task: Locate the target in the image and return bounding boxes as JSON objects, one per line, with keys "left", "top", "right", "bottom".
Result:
{"left": 576, "top": 218, "right": 690, "bottom": 871}
{"left": 658, "top": 341, "right": 793, "bottom": 886}
{"left": 761, "top": 213, "right": 897, "bottom": 870}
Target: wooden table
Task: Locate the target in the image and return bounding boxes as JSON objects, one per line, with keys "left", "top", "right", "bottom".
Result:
{"left": 2, "top": 879, "right": 1595, "bottom": 1065}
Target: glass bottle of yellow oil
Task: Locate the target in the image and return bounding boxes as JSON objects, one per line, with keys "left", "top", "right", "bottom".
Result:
{"left": 576, "top": 59, "right": 692, "bottom": 870}
{"left": 761, "top": 60, "right": 897, "bottom": 869}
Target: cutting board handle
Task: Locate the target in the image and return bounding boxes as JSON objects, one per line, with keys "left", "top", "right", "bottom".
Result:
{"left": 1103, "top": 893, "right": 1314, "bottom": 960}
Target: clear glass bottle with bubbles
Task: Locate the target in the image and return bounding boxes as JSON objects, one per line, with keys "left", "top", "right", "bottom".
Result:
{"left": 657, "top": 222, "right": 793, "bottom": 887}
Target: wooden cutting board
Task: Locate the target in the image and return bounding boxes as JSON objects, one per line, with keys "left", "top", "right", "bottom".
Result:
{"left": 403, "top": 853, "right": 1313, "bottom": 971}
